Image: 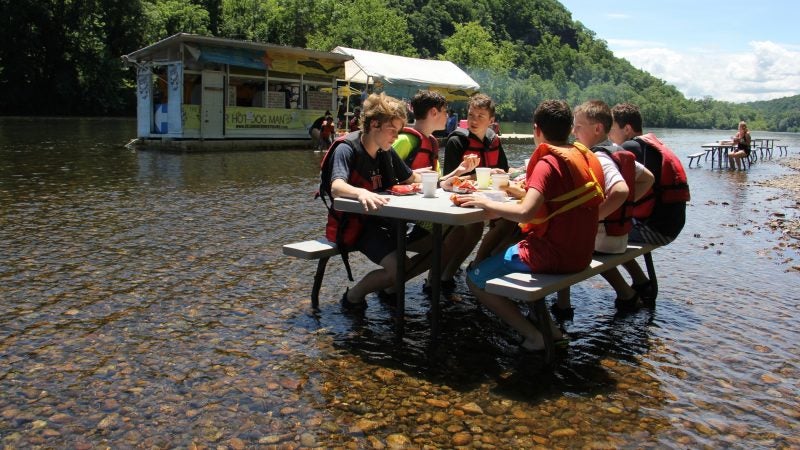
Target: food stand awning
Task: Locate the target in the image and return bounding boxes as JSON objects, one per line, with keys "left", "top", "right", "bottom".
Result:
{"left": 332, "top": 46, "right": 479, "bottom": 100}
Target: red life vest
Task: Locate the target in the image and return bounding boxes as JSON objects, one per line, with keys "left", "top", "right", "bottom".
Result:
{"left": 519, "top": 142, "right": 605, "bottom": 237}
{"left": 632, "top": 133, "right": 691, "bottom": 219}
{"left": 451, "top": 127, "right": 503, "bottom": 168}
{"left": 399, "top": 126, "right": 439, "bottom": 170}
{"left": 592, "top": 144, "right": 637, "bottom": 236}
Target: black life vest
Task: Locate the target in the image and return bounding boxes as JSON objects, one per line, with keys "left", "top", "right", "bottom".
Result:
{"left": 450, "top": 127, "right": 503, "bottom": 168}
{"left": 592, "top": 144, "right": 637, "bottom": 236}
{"left": 317, "top": 131, "right": 396, "bottom": 280}
{"left": 631, "top": 133, "right": 691, "bottom": 219}
{"left": 399, "top": 126, "right": 439, "bottom": 170}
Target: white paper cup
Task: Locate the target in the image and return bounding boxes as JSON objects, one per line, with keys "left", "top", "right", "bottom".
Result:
{"left": 491, "top": 173, "right": 509, "bottom": 190}
{"left": 475, "top": 167, "right": 491, "bottom": 189}
{"left": 421, "top": 172, "right": 438, "bottom": 198}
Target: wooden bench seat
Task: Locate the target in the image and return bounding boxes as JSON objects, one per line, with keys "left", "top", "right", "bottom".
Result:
{"left": 283, "top": 239, "right": 339, "bottom": 308}
{"left": 485, "top": 243, "right": 658, "bottom": 362}
{"left": 687, "top": 152, "right": 705, "bottom": 168}
{"left": 777, "top": 145, "right": 788, "bottom": 156}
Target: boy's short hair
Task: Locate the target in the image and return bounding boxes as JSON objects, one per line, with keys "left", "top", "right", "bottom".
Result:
{"left": 468, "top": 93, "right": 496, "bottom": 118}
{"left": 361, "top": 93, "right": 408, "bottom": 133}
{"left": 611, "top": 103, "right": 643, "bottom": 133}
{"left": 409, "top": 90, "right": 447, "bottom": 120}
{"left": 533, "top": 100, "right": 573, "bottom": 142}
{"left": 574, "top": 100, "right": 612, "bottom": 133}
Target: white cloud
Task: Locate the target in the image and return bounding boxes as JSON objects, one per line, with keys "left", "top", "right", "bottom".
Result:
{"left": 611, "top": 40, "right": 800, "bottom": 103}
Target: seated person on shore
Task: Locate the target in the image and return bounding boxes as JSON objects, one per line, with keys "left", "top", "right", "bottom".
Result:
{"left": 437, "top": 94, "right": 510, "bottom": 293}
{"left": 606, "top": 102, "right": 688, "bottom": 304}
{"left": 552, "top": 100, "right": 655, "bottom": 319}
{"left": 455, "top": 100, "right": 605, "bottom": 352}
{"left": 320, "top": 93, "right": 432, "bottom": 312}
{"left": 728, "top": 121, "right": 752, "bottom": 170}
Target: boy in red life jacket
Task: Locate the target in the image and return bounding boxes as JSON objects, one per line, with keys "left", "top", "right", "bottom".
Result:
{"left": 607, "top": 102, "right": 688, "bottom": 303}
{"left": 392, "top": 90, "right": 448, "bottom": 173}
{"left": 326, "top": 93, "right": 432, "bottom": 312}
{"left": 552, "top": 101, "right": 655, "bottom": 319}
{"left": 319, "top": 114, "right": 336, "bottom": 150}
{"left": 456, "top": 100, "right": 604, "bottom": 353}
{"left": 436, "top": 94, "right": 510, "bottom": 294}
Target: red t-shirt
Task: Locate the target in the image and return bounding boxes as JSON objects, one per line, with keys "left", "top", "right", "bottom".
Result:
{"left": 517, "top": 154, "right": 599, "bottom": 273}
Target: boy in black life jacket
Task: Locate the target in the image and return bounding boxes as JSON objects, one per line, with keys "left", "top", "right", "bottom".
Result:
{"left": 321, "top": 93, "right": 432, "bottom": 312}
{"left": 552, "top": 100, "right": 655, "bottom": 319}
{"left": 437, "top": 94, "right": 509, "bottom": 293}
{"left": 607, "top": 102, "right": 689, "bottom": 303}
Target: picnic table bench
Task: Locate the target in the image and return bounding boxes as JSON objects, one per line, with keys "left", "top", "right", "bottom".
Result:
{"left": 283, "top": 234, "right": 660, "bottom": 361}
{"left": 484, "top": 243, "right": 658, "bottom": 361}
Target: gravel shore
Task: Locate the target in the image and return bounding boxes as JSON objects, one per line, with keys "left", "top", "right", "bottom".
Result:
{"left": 754, "top": 155, "right": 800, "bottom": 270}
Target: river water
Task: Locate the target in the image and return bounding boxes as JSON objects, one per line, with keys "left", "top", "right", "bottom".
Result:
{"left": 1, "top": 117, "right": 798, "bottom": 449}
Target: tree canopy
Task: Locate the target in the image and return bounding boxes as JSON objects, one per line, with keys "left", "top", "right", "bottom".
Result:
{"left": 0, "top": 0, "right": 796, "bottom": 131}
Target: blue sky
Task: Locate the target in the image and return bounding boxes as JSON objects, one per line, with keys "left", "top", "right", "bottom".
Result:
{"left": 558, "top": 0, "right": 800, "bottom": 103}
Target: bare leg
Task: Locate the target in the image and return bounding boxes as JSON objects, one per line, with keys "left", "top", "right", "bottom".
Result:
{"left": 349, "top": 235, "right": 433, "bottom": 301}
{"left": 622, "top": 259, "right": 648, "bottom": 286}
{"left": 601, "top": 267, "right": 637, "bottom": 299}
{"left": 442, "top": 222, "right": 484, "bottom": 279}
{"left": 468, "top": 278, "right": 562, "bottom": 350}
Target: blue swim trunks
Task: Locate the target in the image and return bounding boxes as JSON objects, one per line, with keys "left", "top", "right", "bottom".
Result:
{"left": 468, "top": 243, "right": 531, "bottom": 289}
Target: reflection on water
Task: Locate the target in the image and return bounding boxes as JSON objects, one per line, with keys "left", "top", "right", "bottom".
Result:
{"left": 1, "top": 118, "right": 799, "bottom": 448}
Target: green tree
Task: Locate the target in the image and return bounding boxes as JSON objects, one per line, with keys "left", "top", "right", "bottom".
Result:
{"left": 142, "top": 0, "right": 210, "bottom": 44}
{"left": 305, "top": 0, "right": 414, "bottom": 55}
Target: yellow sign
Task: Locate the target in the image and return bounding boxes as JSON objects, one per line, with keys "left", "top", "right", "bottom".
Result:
{"left": 182, "top": 104, "right": 201, "bottom": 130}
{"left": 225, "top": 107, "right": 324, "bottom": 130}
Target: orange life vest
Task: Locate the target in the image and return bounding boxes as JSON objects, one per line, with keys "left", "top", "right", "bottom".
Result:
{"left": 519, "top": 142, "right": 605, "bottom": 237}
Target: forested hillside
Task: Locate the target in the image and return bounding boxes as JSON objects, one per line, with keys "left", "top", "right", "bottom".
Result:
{"left": 0, "top": 0, "right": 796, "bottom": 131}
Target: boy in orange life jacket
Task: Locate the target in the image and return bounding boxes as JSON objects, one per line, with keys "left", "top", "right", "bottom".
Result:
{"left": 328, "top": 93, "right": 433, "bottom": 311}
{"left": 457, "top": 100, "right": 604, "bottom": 352}
{"left": 552, "top": 100, "right": 655, "bottom": 319}
{"left": 437, "top": 94, "right": 509, "bottom": 293}
{"left": 607, "top": 102, "right": 687, "bottom": 304}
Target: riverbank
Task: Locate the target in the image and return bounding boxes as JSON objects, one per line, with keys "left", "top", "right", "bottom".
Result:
{"left": 754, "top": 155, "right": 800, "bottom": 268}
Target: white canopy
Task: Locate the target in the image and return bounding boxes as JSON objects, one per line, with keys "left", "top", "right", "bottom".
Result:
{"left": 332, "top": 47, "right": 479, "bottom": 99}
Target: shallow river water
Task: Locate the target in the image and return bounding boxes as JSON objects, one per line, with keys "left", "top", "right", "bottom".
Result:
{"left": 1, "top": 117, "right": 798, "bottom": 449}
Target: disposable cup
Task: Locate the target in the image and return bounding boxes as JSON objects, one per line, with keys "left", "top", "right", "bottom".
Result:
{"left": 475, "top": 167, "right": 491, "bottom": 189}
{"left": 421, "top": 172, "right": 438, "bottom": 198}
{"left": 491, "top": 173, "right": 510, "bottom": 190}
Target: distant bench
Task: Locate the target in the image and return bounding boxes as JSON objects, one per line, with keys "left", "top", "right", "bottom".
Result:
{"left": 687, "top": 152, "right": 705, "bottom": 168}
{"left": 484, "top": 243, "right": 659, "bottom": 362}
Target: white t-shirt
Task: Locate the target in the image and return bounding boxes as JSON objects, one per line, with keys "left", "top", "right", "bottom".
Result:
{"left": 593, "top": 144, "right": 646, "bottom": 254}
{"left": 595, "top": 151, "right": 628, "bottom": 254}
